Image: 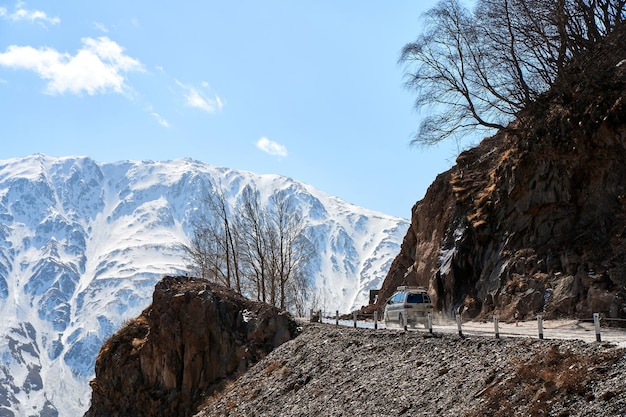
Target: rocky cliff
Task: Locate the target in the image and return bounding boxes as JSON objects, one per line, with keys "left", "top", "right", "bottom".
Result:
{"left": 85, "top": 276, "right": 299, "bottom": 417}
{"left": 376, "top": 22, "right": 626, "bottom": 322}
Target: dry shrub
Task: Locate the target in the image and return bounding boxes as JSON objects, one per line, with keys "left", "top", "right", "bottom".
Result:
{"left": 506, "top": 274, "right": 528, "bottom": 293}
{"left": 226, "top": 397, "right": 238, "bottom": 411}
{"left": 264, "top": 360, "right": 281, "bottom": 374}
{"left": 466, "top": 346, "right": 623, "bottom": 417}
{"left": 264, "top": 359, "right": 289, "bottom": 377}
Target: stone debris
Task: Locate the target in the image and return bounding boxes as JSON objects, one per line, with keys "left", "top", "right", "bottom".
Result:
{"left": 197, "top": 322, "right": 626, "bottom": 417}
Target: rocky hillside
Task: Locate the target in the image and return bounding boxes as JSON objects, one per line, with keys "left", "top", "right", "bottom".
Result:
{"left": 375, "top": 21, "right": 626, "bottom": 322}
{"left": 85, "top": 276, "right": 299, "bottom": 417}
{"left": 87, "top": 279, "right": 626, "bottom": 417}
{"left": 197, "top": 322, "right": 626, "bottom": 417}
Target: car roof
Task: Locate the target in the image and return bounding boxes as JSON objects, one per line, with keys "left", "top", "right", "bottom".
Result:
{"left": 394, "top": 286, "right": 427, "bottom": 293}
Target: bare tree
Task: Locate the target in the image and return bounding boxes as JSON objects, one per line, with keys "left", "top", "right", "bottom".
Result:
{"left": 186, "top": 181, "right": 316, "bottom": 312}
{"left": 266, "top": 192, "right": 316, "bottom": 309}
{"left": 184, "top": 180, "right": 242, "bottom": 291}
{"left": 185, "top": 222, "right": 217, "bottom": 280}
{"left": 401, "top": 0, "right": 626, "bottom": 146}
{"left": 236, "top": 187, "right": 315, "bottom": 311}
{"left": 237, "top": 185, "right": 270, "bottom": 303}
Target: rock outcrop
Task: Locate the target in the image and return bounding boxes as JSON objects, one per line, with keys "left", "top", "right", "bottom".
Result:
{"left": 376, "top": 22, "right": 626, "bottom": 322}
{"left": 85, "top": 276, "right": 299, "bottom": 417}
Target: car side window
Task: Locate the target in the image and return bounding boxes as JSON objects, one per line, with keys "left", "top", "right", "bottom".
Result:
{"left": 389, "top": 293, "right": 402, "bottom": 304}
{"left": 407, "top": 293, "right": 423, "bottom": 303}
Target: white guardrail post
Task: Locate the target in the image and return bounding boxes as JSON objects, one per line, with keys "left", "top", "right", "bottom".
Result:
{"left": 493, "top": 315, "right": 500, "bottom": 339}
{"left": 328, "top": 308, "right": 611, "bottom": 344}
{"left": 593, "top": 313, "right": 602, "bottom": 342}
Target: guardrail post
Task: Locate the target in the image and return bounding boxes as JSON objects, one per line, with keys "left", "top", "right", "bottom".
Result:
{"left": 335, "top": 310, "right": 339, "bottom": 326}
{"left": 537, "top": 315, "right": 544, "bottom": 339}
{"left": 374, "top": 311, "right": 378, "bottom": 330}
{"left": 493, "top": 315, "right": 500, "bottom": 339}
{"left": 456, "top": 314, "right": 463, "bottom": 337}
{"left": 427, "top": 313, "right": 433, "bottom": 334}
{"left": 318, "top": 310, "right": 322, "bottom": 324}
{"left": 593, "top": 313, "right": 602, "bottom": 342}
{"left": 353, "top": 311, "right": 357, "bottom": 328}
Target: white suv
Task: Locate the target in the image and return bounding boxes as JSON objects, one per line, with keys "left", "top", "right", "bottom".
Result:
{"left": 384, "top": 286, "right": 433, "bottom": 328}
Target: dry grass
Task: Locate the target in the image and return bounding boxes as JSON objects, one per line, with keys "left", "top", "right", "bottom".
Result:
{"left": 263, "top": 359, "right": 289, "bottom": 377}
{"left": 466, "top": 346, "right": 622, "bottom": 417}
{"left": 99, "top": 315, "right": 149, "bottom": 358}
{"left": 263, "top": 360, "right": 282, "bottom": 374}
{"left": 506, "top": 274, "right": 529, "bottom": 293}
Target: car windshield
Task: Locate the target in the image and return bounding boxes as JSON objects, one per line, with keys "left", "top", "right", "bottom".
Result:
{"left": 406, "top": 293, "right": 424, "bottom": 303}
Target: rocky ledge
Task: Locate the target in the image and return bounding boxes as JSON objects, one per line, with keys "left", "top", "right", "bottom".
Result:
{"left": 85, "top": 276, "right": 299, "bottom": 417}
{"left": 197, "top": 322, "right": 625, "bottom": 417}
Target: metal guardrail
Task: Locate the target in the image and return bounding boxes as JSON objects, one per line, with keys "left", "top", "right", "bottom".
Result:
{"left": 309, "top": 309, "right": 626, "bottom": 345}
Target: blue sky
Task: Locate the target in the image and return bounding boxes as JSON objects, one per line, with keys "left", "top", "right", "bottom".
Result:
{"left": 0, "top": 0, "right": 462, "bottom": 218}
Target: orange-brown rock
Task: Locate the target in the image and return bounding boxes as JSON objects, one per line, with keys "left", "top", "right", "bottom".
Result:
{"left": 85, "top": 276, "right": 299, "bottom": 417}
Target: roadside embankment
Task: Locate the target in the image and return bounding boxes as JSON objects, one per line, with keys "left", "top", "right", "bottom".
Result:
{"left": 196, "top": 322, "right": 626, "bottom": 417}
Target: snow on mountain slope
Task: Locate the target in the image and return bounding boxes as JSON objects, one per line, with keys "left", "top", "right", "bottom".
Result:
{"left": 0, "top": 154, "right": 408, "bottom": 416}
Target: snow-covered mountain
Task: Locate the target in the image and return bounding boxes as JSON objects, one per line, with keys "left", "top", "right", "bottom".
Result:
{"left": 0, "top": 154, "right": 408, "bottom": 416}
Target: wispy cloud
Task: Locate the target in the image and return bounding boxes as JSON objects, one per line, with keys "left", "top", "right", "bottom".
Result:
{"left": 256, "top": 137, "right": 288, "bottom": 157}
{"left": 150, "top": 110, "right": 170, "bottom": 127}
{"left": 1, "top": 1, "right": 60, "bottom": 26}
{"left": 0, "top": 36, "right": 144, "bottom": 95}
{"left": 176, "top": 80, "right": 223, "bottom": 114}
{"left": 93, "top": 22, "right": 109, "bottom": 33}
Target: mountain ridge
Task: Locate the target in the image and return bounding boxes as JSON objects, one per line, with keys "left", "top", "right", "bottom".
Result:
{"left": 0, "top": 154, "right": 408, "bottom": 416}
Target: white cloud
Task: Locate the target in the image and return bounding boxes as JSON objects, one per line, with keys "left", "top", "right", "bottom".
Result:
{"left": 0, "top": 36, "right": 144, "bottom": 95}
{"left": 2, "top": 2, "right": 60, "bottom": 26}
{"left": 93, "top": 22, "right": 109, "bottom": 33}
{"left": 151, "top": 111, "right": 170, "bottom": 127}
{"left": 176, "top": 80, "right": 223, "bottom": 114}
{"left": 256, "top": 137, "right": 288, "bottom": 157}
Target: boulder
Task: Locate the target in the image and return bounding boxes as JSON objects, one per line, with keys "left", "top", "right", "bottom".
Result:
{"left": 85, "top": 276, "right": 299, "bottom": 417}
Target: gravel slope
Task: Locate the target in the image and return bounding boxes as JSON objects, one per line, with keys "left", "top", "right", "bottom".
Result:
{"left": 195, "top": 322, "right": 626, "bottom": 417}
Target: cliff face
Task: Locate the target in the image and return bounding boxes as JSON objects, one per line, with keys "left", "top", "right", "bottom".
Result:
{"left": 85, "top": 276, "right": 299, "bottom": 417}
{"left": 378, "top": 23, "right": 626, "bottom": 322}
